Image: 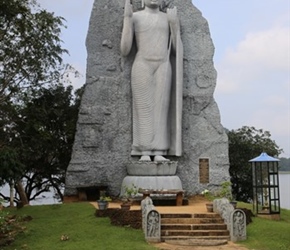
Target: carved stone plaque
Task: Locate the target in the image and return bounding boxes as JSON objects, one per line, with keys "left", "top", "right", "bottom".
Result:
{"left": 199, "top": 158, "right": 209, "bottom": 183}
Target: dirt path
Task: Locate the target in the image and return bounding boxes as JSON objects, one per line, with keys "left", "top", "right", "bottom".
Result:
{"left": 151, "top": 241, "right": 249, "bottom": 250}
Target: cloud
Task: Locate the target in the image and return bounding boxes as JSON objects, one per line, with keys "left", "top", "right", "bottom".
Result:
{"left": 262, "top": 95, "right": 289, "bottom": 108}
{"left": 215, "top": 18, "right": 290, "bottom": 156}
{"left": 216, "top": 24, "right": 289, "bottom": 94}
{"left": 226, "top": 26, "right": 289, "bottom": 71}
{"left": 248, "top": 107, "right": 289, "bottom": 154}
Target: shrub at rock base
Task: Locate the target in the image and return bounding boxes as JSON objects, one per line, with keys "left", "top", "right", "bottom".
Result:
{"left": 95, "top": 208, "right": 142, "bottom": 229}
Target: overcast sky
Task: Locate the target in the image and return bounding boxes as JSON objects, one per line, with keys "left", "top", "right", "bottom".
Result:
{"left": 38, "top": 0, "right": 290, "bottom": 158}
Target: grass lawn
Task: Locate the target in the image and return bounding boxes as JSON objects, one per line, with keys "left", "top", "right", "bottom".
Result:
{"left": 2, "top": 202, "right": 290, "bottom": 250}
{"left": 2, "top": 203, "right": 156, "bottom": 250}
{"left": 238, "top": 202, "right": 290, "bottom": 250}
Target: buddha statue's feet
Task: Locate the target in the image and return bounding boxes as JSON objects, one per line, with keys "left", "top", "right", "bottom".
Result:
{"left": 154, "top": 155, "right": 170, "bottom": 162}
{"left": 139, "top": 155, "right": 151, "bottom": 162}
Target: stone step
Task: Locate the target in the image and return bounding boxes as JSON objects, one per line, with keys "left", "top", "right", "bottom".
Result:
{"left": 159, "top": 213, "right": 230, "bottom": 246}
{"left": 161, "top": 229, "right": 230, "bottom": 237}
{"left": 161, "top": 213, "right": 220, "bottom": 219}
{"left": 163, "top": 238, "right": 229, "bottom": 246}
{"left": 161, "top": 217, "right": 225, "bottom": 224}
{"left": 161, "top": 223, "right": 227, "bottom": 231}
{"left": 162, "top": 235, "right": 230, "bottom": 241}
{"left": 192, "top": 213, "right": 221, "bottom": 218}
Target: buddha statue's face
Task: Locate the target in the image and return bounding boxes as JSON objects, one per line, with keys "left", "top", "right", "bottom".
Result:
{"left": 143, "top": 0, "right": 162, "bottom": 9}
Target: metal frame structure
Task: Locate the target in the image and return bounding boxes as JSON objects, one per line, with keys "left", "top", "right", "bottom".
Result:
{"left": 249, "top": 152, "right": 280, "bottom": 218}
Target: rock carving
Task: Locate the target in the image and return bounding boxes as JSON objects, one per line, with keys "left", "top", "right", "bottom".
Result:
{"left": 146, "top": 210, "right": 160, "bottom": 238}
{"left": 141, "top": 196, "right": 154, "bottom": 231}
{"left": 232, "top": 209, "right": 247, "bottom": 241}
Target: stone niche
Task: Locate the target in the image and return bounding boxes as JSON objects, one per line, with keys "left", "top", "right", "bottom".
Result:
{"left": 64, "top": 0, "right": 230, "bottom": 201}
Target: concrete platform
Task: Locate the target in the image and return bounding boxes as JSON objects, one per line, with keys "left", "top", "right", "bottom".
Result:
{"left": 92, "top": 196, "right": 209, "bottom": 214}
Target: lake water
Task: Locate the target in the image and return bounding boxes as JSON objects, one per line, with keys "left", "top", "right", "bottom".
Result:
{"left": 279, "top": 172, "right": 290, "bottom": 209}
{"left": 1, "top": 173, "right": 289, "bottom": 209}
{"left": 0, "top": 185, "right": 62, "bottom": 206}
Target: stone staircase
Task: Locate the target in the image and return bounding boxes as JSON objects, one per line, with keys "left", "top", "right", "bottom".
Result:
{"left": 160, "top": 213, "right": 230, "bottom": 246}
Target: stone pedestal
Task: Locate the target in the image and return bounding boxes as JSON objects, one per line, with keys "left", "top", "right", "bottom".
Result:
{"left": 121, "top": 161, "right": 182, "bottom": 197}
{"left": 126, "top": 161, "right": 178, "bottom": 176}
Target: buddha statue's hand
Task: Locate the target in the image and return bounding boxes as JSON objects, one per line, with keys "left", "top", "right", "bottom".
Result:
{"left": 124, "top": 0, "right": 133, "bottom": 18}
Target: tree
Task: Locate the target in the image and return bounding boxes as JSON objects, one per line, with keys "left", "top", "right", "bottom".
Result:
{"left": 0, "top": 0, "right": 68, "bottom": 156}
{"left": 0, "top": 0, "right": 67, "bottom": 103}
{"left": 0, "top": 147, "right": 24, "bottom": 206}
{"left": 0, "top": 0, "right": 82, "bottom": 204}
{"left": 0, "top": 83, "right": 83, "bottom": 203}
{"left": 227, "top": 126, "right": 282, "bottom": 202}
{"left": 279, "top": 158, "right": 290, "bottom": 171}
{"left": 19, "top": 84, "right": 82, "bottom": 201}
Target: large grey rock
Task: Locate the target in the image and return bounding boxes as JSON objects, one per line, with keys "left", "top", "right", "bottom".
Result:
{"left": 64, "top": 0, "right": 230, "bottom": 197}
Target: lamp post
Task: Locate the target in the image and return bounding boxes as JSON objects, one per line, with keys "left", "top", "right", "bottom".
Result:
{"left": 249, "top": 152, "right": 280, "bottom": 220}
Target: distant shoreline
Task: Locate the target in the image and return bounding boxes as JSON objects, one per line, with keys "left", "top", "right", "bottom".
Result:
{"left": 279, "top": 171, "right": 290, "bottom": 174}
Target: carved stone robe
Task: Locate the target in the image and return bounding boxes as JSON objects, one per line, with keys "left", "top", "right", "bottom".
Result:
{"left": 130, "top": 10, "right": 183, "bottom": 156}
